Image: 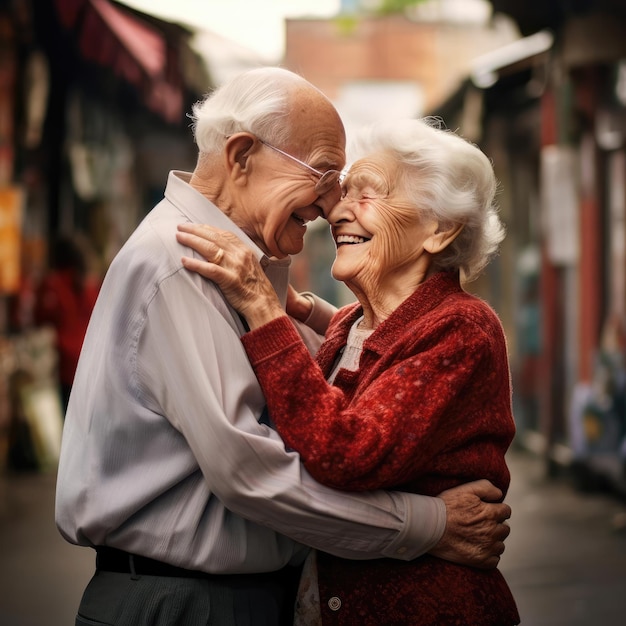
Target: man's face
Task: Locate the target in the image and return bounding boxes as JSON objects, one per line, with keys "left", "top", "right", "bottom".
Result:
{"left": 239, "top": 106, "right": 346, "bottom": 258}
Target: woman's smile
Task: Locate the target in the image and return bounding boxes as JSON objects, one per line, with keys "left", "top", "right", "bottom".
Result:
{"left": 335, "top": 234, "right": 371, "bottom": 246}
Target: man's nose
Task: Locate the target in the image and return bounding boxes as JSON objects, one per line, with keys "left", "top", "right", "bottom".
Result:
{"left": 319, "top": 187, "right": 342, "bottom": 218}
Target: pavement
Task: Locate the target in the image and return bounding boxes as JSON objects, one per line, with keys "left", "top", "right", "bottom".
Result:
{"left": 499, "top": 448, "right": 626, "bottom": 625}
{"left": 0, "top": 447, "right": 625, "bottom": 625}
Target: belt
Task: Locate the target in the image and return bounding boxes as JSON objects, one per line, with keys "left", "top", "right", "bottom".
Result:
{"left": 95, "top": 546, "right": 297, "bottom": 583}
{"left": 96, "top": 546, "right": 214, "bottom": 579}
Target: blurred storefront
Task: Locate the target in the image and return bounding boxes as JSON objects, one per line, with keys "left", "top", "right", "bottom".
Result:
{"left": 435, "top": 0, "right": 626, "bottom": 492}
{"left": 0, "top": 0, "right": 212, "bottom": 471}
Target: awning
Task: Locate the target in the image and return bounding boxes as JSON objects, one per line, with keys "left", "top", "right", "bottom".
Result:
{"left": 471, "top": 30, "right": 554, "bottom": 89}
{"left": 54, "top": 0, "right": 183, "bottom": 123}
{"left": 489, "top": 0, "right": 626, "bottom": 35}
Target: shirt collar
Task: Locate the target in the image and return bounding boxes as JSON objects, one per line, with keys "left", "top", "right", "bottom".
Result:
{"left": 165, "top": 170, "right": 291, "bottom": 307}
{"left": 165, "top": 170, "right": 270, "bottom": 263}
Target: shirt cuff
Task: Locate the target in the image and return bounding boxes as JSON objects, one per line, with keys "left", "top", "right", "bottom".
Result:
{"left": 382, "top": 493, "right": 447, "bottom": 561}
{"left": 300, "top": 292, "right": 337, "bottom": 336}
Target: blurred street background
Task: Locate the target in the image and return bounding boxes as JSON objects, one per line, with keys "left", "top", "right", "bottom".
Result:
{"left": 1, "top": 0, "right": 626, "bottom": 624}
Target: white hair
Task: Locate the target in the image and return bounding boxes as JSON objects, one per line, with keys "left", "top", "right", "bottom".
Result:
{"left": 348, "top": 117, "right": 504, "bottom": 282}
{"left": 189, "top": 67, "right": 306, "bottom": 153}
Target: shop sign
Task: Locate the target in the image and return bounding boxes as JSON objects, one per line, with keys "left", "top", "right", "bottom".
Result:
{"left": 540, "top": 145, "right": 579, "bottom": 265}
{"left": 0, "top": 185, "right": 23, "bottom": 294}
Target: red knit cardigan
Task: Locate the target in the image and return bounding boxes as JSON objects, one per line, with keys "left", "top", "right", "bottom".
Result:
{"left": 241, "top": 270, "right": 520, "bottom": 626}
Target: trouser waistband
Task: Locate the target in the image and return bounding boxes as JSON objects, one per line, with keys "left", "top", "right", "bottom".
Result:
{"left": 95, "top": 546, "right": 297, "bottom": 582}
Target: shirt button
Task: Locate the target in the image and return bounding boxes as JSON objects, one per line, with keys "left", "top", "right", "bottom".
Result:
{"left": 328, "top": 596, "right": 342, "bottom": 611}
{"left": 396, "top": 546, "right": 408, "bottom": 555}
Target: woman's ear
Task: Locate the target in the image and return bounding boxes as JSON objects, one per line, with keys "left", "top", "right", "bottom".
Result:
{"left": 424, "top": 222, "right": 464, "bottom": 254}
{"left": 224, "top": 133, "right": 257, "bottom": 183}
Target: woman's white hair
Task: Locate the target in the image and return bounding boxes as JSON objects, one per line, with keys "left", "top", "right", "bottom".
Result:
{"left": 348, "top": 117, "right": 505, "bottom": 282}
{"left": 189, "top": 67, "right": 304, "bottom": 153}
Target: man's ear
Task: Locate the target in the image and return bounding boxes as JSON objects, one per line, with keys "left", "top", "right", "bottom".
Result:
{"left": 224, "top": 133, "right": 257, "bottom": 183}
{"left": 423, "top": 222, "right": 464, "bottom": 254}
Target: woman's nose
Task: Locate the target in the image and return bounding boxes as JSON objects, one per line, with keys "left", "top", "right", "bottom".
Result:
{"left": 328, "top": 198, "right": 355, "bottom": 224}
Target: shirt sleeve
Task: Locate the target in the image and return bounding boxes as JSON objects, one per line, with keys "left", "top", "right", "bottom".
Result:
{"left": 287, "top": 292, "right": 338, "bottom": 353}
{"left": 300, "top": 291, "right": 338, "bottom": 336}
{"left": 137, "top": 269, "right": 445, "bottom": 561}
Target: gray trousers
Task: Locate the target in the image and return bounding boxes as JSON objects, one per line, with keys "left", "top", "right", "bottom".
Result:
{"left": 75, "top": 568, "right": 299, "bottom": 626}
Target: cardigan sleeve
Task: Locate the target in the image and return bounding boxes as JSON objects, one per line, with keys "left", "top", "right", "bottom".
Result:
{"left": 241, "top": 309, "right": 510, "bottom": 492}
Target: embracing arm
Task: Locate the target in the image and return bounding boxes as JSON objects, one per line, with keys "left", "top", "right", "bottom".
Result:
{"left": 174, "top": 223, "right": 511, "bottom": 568}
{"left": 142, "top": 257, "right": 445, "bottom": 562}
{"left": 240, "top": 314, "right": 511, "bottom": 491}
{"left": 239, "top": 314, "right": 512, "bottom": 566}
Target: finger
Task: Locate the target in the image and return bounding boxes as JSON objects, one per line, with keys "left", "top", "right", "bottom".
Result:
{"left": 177, "top": 223, "right": 210, "bottom": 241}
{"left": 486, "top": 502, "right": 511, "bottom": 523}
{"left": 499, "top": 503, "right": 512, "bottom": 521}
{"left": 213, "top": 247, "right": 224, "bottom": 265}
{"left": 177, "top": 223, "right": 226, "bottom": 239}
{"left": 180, "top": 256, "right": 223, "bottom": 279}
{"left": 438, "top": 479, "right": 503, "bottom": 503}
{"left": 494, "top": 521, "right": 511, "bottom": 541}
{"left": 177, "top": 224, "right": 230, "bottom": 251}
{"left": 479, "top": 537, "right": 506, "bottom": 569}
{"left": 468, "top": 479, "right": 504, "bottom": 502}
{"left": 487, "top": 554, "right": 501, "bottom": 568}
{"left": 176, "top": 231, "right": 224, "bottom": 262}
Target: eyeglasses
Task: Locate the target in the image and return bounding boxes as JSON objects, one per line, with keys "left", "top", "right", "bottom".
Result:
{"left": 258, "top": 139, "right": 342, "bottom": 197}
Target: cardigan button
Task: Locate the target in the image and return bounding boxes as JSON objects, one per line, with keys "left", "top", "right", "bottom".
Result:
{"left": 328, "top": 596, "right": 342, "bottom": 611}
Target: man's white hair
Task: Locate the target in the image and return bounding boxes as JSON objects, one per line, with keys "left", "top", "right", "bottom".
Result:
{"left": 189, "top": 67, "right": 307, "bottom": 154}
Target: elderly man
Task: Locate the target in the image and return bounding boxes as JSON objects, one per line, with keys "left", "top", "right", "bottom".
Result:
{"left": 56, "top": 67, "right": 511, "bottom": 626}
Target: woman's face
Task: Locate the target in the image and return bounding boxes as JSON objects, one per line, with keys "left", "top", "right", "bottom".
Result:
{"left": 328, "top": 152, "right": 438, "bottom": 295}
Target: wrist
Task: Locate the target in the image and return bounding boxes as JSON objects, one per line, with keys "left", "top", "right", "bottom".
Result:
{"left": 289, "top": 292, "right": 315, "bottom": 323}
{"left": 244, "top": 302, "right": 287, "bottom": 330}
{"left": 298, "top": 292, "right": 336, "bottom": 336}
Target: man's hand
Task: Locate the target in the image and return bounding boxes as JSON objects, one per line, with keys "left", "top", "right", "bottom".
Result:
{"left": 286, "top": 285, "right": 313, "bottom": 323}
{"left": 430, "top": 480, "right": 511, "bottom": 569}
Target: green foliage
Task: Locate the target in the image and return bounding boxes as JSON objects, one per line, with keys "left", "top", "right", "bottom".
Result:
{"left": 376, "top": 0, "right": 428, "bottom": 16}
{"left": 334, "top": 14, "right": 360, "bottom": 36}
{"left": 332, "top": 0, "right": 429, "bottom": 35}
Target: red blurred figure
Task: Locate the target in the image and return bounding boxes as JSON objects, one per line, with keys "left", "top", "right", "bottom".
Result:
{"left": 35, "top": 234, "right": 101, "bottom": 411}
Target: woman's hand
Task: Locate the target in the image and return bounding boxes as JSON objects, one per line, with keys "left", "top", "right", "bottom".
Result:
{"left": 176, "top": 224, "right": 286, "bottom": 329}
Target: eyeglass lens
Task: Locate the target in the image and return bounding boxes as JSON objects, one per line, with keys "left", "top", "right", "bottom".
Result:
{"left": 259, "top": 138, "right": 341, "bottom": 197}
{"left": 315, "top": 170, "right": 341, "bottom": 195}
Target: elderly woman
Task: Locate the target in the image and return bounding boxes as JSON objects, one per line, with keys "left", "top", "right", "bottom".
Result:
{"left": 176, "top": 118, "right": 519, "bottom": 626}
